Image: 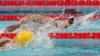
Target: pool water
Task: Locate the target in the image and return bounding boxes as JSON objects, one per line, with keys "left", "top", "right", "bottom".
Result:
{"left": 0, "top": 7, "right": 100, "bottom": 56}
{"left": 0, "top": 20, "right": 100, "bottom": 56}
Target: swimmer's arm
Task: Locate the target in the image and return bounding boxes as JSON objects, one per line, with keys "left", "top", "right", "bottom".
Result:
{"left": 53, "top": 15, "right": 64, "bottom": 20}
{"left": 4, "top": 24, "right": 20, "bottom": 32}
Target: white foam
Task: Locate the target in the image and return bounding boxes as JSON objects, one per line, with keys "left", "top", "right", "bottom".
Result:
{"left": 22, "top": 21, "right": 54, "bottom": 49}
{"left": 72, "top": 11, "right": 97, "bottom": 28}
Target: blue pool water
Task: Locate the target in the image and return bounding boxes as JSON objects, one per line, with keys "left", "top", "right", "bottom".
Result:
{"left": 0, "top": 20, "right": 100, "bottom": 56}
{"left": 0, "top": 6, "right": 100, "bottom": 56}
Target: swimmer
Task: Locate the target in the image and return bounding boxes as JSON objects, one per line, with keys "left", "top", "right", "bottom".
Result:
{"left": 4, "top": 14, "right": 75, "bottom": 32}
{"left": 0, "top": 37, "right": 16, "bottom": 50}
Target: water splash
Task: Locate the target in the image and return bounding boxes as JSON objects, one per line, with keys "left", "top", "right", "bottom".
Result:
{"left": 18, "top": 11, "right": 99, "bottom": 49}
{"left": 25, "top": 21, "right": 55, "bottom": 49}
{"left": 0, "top": 11, "right": 99, "bottom": 50}
{"left": 71, "top": 11, "right": 97, "bottom": 29}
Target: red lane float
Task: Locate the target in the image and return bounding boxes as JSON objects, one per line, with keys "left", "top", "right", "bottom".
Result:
{"left": 0, "top": 32, "right": 100, "bottom": 39}
{"left": 0, "top": 15, "right": 24, "bottom": 21}
{"left": 0, "top": 14, "right": 100, "bottom": 21}
{"left": 0, "top": 0, "right": 100, "bottom": 6}
{"left": 0, "top": 33, "right": 16, "bottom": 39}
{"left": 48, "top": 32, "right": 100, "bottom": 39}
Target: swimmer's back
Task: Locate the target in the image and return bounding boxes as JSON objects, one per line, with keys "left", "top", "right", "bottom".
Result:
{"left": 20, "top": 14, "right": 51, "bottom": 24}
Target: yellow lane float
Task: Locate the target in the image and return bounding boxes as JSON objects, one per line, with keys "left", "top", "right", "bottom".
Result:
{"left": 14, "top": 30, "right": 34, "bottom": 47}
